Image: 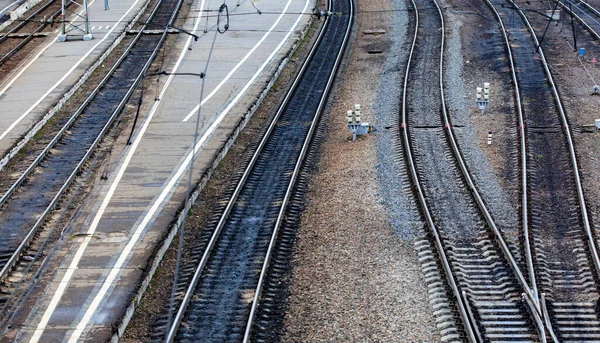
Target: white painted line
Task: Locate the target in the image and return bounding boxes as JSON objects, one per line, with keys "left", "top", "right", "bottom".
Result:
{"left": 29, "top": 0, "right": 308, "bottom": 341}
{"left": 66, "top": 2, "right": 308, "bottom": 338}
{"left": 29, "top": 0, "right": 210, "bottom": 340}
{"left": 0, "top": 0, "right": 140, "bottom": 141}
{"left": 181, "top": 0, "right": 299, "bottom": 122}
{"left": 91, "top": 26, "right": 96, "bottom": 30}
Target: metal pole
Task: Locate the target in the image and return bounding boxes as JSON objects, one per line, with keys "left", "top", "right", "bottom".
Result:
{"left": 57, "top": 0, "right": 66, "bottom": 41}
{"left": 570, "top": 0, "right": 577, "bottom": 50}
{"left": 57, "top": 0, "right": 92, "bottom": 41}
{"left": 537, "top": 0, "right": 560, "bottom": 49}
{"left": 84, "top": 0, "right": 89, "bottom": 33}
{"left": 83, "top": 0, "right": 92, "bottom": 40}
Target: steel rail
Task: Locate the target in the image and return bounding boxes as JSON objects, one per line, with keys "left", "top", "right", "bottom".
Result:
{"left": 0, "top": 26, "right": 44, "bottom": 63}
{"left": 241, "top": 0, "right": 353, "bottom": 340}
{"left": 0, "top": 21, "right": 50, "bottom": 63}
{"left": 401, "top": 0, "right": 477, "bottom": 340}
{"left": 482, "top": 0, "right": 557, "bottom": 338}
{"left": 0, "top": 0, "right": 74, "bottom": 65}
{"left": 579, "top": 0, "right": 600, "bottom": 17}
{"left": 461, "top": 292, "right": 484, "bottom": 342}
{"left": 556, "top": 0, "right": 600, "bottom": 41}
{"left": 509, "top": 0, "right": 600, "bottom": 295}
{"left": 485, "top": 0, "right": 576, "bottom": 342}
{"left": 405, "top": 0, "right": 549, "bottom": 338}
{"left": 488, "top": 0, "right": 600, "bottom": 338}
{"left": 0, "top": 0, "right": 71, "bottom": 64}
{"left": 432, "top": 0, "right": 549, "bottom": 335}
{"left": 0, "top": 0, "right": 183, "bottom": 282}
{"left": 0, "top": 2, "right": 165, "bottom": 210}
{"left": 432, "top": 0, "right": 547, "bottom": 325}
{"left": 163, "top": 6, "right": 334, "bottom": 343}
{"left": 484, "top": 0, "right": 540, "bottom": 305}
{"left": 541, "top": 293, "right": 560, "bottom": 342}
{"left": 523, "top": 293, "right": 548, "bottom": 343}
{"left": 437, "top": 0, "right": 536, "bottom": 303}
{"left": 0, "top": 0, "right": 61, "bottom": 44}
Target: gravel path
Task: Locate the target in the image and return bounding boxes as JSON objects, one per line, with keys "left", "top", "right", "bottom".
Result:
{"left": 280, "top": 0, "right": 440, "bottom": 340}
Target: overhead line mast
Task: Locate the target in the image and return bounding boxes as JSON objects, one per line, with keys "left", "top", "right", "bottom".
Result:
{"left": 57, "top": 0, "right": 93, "bottom": 42}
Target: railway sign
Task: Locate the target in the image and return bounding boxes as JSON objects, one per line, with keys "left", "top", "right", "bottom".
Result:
{"left": 346, "top": 104, "right": 373, "bottom": 141}
{"left": 475, "top": 83, "right": 490, "bottom": 112}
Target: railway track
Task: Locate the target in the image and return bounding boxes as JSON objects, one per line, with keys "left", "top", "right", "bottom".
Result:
{"left": 0, "top": 0, "right": 67, "bottom": 77}
{"left": 150, "top": 0, "right": 352, "bottom": 341}
{"left": 396, "top": 0, "right": 571, "bottom": 340}
{"left": 486, "top": 0, "right": 600, "bottom": 340}
{"left": 0, "top": 0, "right": 184, "bottom": 329}
{"left": 555, "top": 0, "right": 600, "bottom": 41}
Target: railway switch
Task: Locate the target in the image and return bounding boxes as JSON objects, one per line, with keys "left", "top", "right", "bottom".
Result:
{"left": 347, "top": 104, "right": 374, "bottom": 141}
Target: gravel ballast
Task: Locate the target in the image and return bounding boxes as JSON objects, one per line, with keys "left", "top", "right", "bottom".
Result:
{"left": 442, "top": 6, "right": 522, "bottom": 252}
{"left": 280, "top": 0, "right": 440, "bottom": 340}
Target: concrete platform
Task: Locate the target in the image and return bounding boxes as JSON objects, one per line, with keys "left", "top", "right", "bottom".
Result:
{"left": 2, "top": 0, "right": 312, "bottom": 341}
{"left": 0, "top": 0, "right": 21, "bottom": 17}
{"left": 0, "top": 0, "right": 148, "bottom": 166}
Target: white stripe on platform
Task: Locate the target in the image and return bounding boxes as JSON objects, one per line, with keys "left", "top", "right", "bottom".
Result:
{"left": 28, "top": 0, "right": 308, "bottom": 341}
{"left": 181, "top": 1, "right": 302, "bottom": 122}
{"left": 64, "top": 1, "right": 307, "bottom": 342}
{"left": 0, "top": 0, "right": 138, "bottom": 141}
